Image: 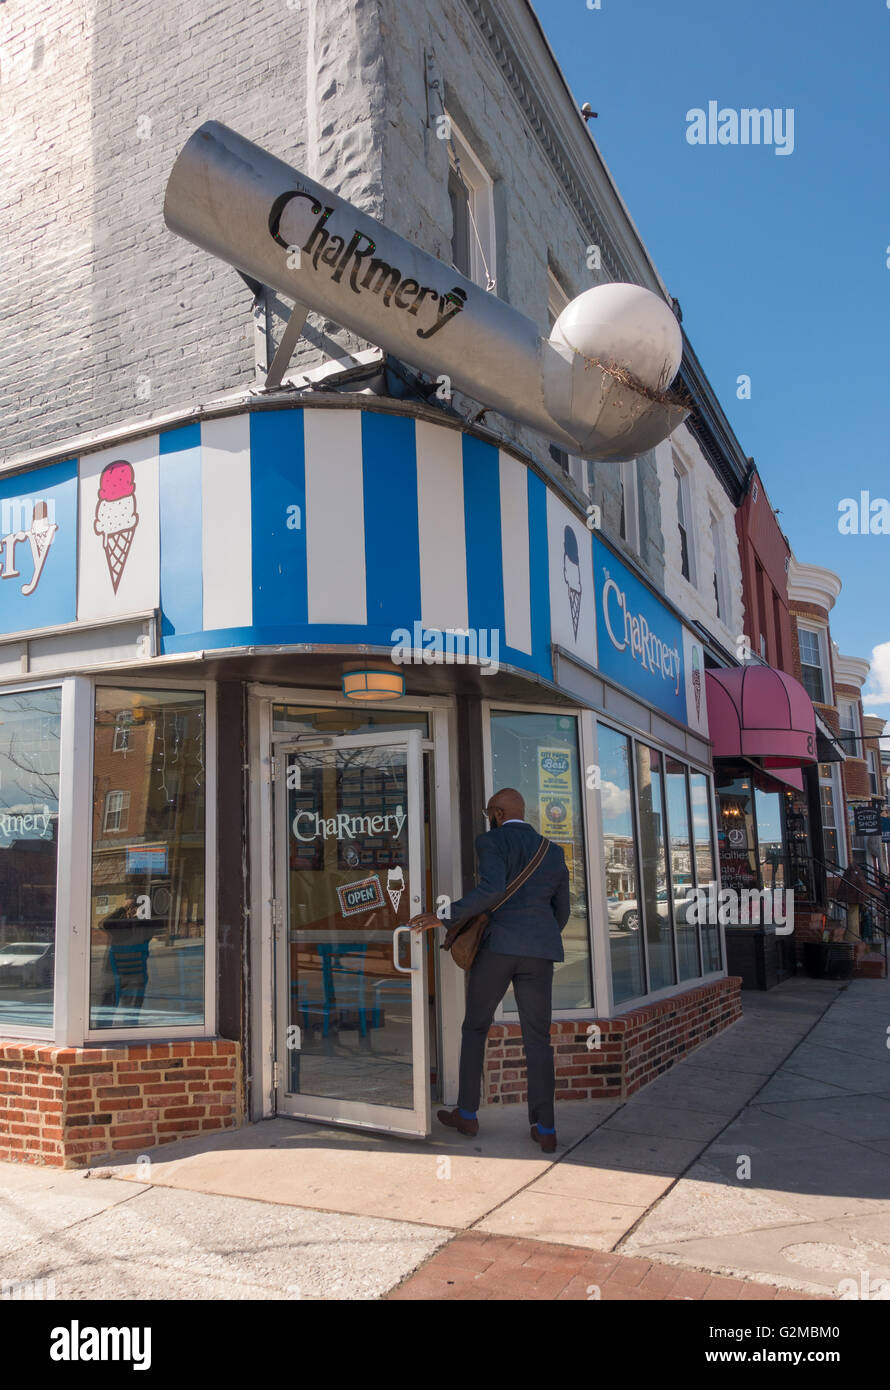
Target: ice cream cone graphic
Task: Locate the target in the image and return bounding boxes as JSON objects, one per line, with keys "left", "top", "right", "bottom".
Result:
{"left": 94, "top": 460, "right": 139, "bottom": 594}
{"left": 563, "top": 525, "right": 582, "bottom": 640}
{"left": 30, "top": 501, "right": 54, "bottom": 562}
{"left": 692, "top": 646, "right": 702, "bottom": 720}
{"left": 386, "top": 866, "right": 405, "bottom": 914}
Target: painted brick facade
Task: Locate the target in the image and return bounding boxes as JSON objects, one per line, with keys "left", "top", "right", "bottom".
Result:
{"left": 0, "top": 1040, "right": 242, "bottom": 1168}
{"left": 483, "top": 978, "right": 742, "bottom": 1104}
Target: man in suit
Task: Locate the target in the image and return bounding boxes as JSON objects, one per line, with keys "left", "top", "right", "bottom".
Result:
{"left": 410, "top": 786, "right": 570, "bottom": 1153}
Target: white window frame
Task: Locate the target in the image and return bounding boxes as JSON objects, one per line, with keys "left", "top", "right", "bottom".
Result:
{"left": 446, "top": 115, "right": 496, "bottom": 291}
{"left": 102, "top": 788, "right": 130, "bottom": 833}
{"left": 619, "top": 459, "right": 641, "bottom": 554}
{"left": 545, "top": 269, "right": 586, "bottom": 487}
{"left": 868, "top": 749, "right": 880, "bottom": 797}
{"left": 838, "top": 700, "right": 860, "bottom": 757}
{"left": 818, "top": 761, "right": 846, "bottom": 869}
{"left": 797, "top": 622, "right": 832, "bottom": 706}
{"left": 0, "top": 677, "right": 75, "bottom": 1042}
{"left": 709, "top": 508, "right": 729, "bottom": 625}
{"left": 672, "top": 453, "right": 696, "bottom": 587}
{"left": 83, "top": 677, "right": 218, "bottom": 1046}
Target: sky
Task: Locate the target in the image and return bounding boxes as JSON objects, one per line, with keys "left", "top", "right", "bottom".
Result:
{"left": 537, "top": 0, "right": 890, "bottom": 714}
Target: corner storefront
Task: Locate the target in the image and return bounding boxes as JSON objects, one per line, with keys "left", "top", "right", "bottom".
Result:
{"left": 0, "top": 400, "right": 737, "bottom": 1164}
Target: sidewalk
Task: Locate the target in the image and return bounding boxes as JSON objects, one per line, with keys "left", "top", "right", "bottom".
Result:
{"left": 1, "top": 974, "right": 887, "bottom": 1299}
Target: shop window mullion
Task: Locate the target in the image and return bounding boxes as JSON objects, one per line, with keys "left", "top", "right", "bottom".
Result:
{"left": 628, "top": 736, "right": 652, "bottom": 997}
{"left": 685, "top": 766, "right": 703, "bottom": 977}
{"left": 55, "top": 677, "right": 94, "bottom": 1046}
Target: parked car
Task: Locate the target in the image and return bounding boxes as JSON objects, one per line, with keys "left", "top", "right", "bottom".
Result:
{"left": 607, "top": 888, "right": 696, "bottom": 933}
{"left": 0, "top": 941, "right": 54, "bottom": 988}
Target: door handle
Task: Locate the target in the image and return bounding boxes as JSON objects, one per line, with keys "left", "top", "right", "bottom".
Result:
{"left": 392, "top": 925, "right": 414, "bottom": 974}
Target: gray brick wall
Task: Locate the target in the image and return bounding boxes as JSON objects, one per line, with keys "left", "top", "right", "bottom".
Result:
{"left": 3, "top": 0, "right": 665, "bottom": 585}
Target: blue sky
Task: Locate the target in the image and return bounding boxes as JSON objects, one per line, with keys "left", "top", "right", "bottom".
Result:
{"left": 538, "top": 0, "right": 890, "bottom": 711}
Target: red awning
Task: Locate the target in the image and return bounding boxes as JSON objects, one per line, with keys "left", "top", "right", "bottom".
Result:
{"left": 705, "top": 666, "right": 817, "bottom": 770}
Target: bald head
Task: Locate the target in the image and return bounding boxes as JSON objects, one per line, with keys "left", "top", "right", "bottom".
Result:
{"left": 486, "top": 787, "right": 525, "bottom": 828}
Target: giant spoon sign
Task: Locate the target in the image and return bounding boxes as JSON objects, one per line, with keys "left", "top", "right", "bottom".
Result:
{"left": 164, "top": 121, "right": 687, "bottom": 460}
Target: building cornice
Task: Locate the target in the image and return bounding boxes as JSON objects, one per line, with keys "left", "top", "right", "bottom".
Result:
{"left": 834, "top": 653, "right": 870, "bottom": 690}
{"left": 787, "top": 558, "right": 842, "bottom": 612}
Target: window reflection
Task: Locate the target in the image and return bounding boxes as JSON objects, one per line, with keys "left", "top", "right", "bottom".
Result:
{"left": 490, "top": 712, "right": 592, "bottom": 1010}
{"left": 691, "top": 771, "right": 720, "bottom": 971}
{"left": 599, "top": 724, "right": 645, "bottom": 1004}
{"left": 636, "top": 745, "right": 676, "bottom": 993}
{"left": 89, "top": 688, "right": 206, "bottom": 1029}
{"left": 665, "top": 757, "right": 699, "bottom": 981}
{"left": 0, "top": 689, "right": 62, "bottom": 1029}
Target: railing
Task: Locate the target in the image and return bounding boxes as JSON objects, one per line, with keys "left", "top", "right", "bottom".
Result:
{"left": 807, "top": 853, "right": 890, "bottom": 974}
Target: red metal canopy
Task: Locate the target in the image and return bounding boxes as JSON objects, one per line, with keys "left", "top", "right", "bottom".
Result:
{"left": 705, "top": 666, "right": 817, "bottom": 772}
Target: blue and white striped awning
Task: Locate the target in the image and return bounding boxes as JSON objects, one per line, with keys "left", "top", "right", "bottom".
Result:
{"left": 0, "top": 404, "right": 707, "bottom": 732}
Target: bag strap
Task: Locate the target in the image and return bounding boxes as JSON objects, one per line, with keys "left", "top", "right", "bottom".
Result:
{"left": 492, "top": 836, "right": 551, "bottom": 914}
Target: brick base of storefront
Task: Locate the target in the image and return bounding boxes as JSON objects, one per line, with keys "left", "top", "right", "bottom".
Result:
{"left": 483, "top": 977, "right": 742, "bottom": 1105}
{"left": 0, "top": 1040, "right": 243, "bottom": 1168}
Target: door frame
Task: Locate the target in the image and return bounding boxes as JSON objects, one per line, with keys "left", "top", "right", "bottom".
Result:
{"left": 273, "top": 729, "right": 430, "bottom": 1136}
{"left": 246, "top": 685, "right": 463, "bottom": 1125}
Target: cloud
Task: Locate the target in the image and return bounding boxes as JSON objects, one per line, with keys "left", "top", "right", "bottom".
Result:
{"left": 863, "top": 642, "right": 890, "bottom": 723}
{"left": 600, "top": 779, "right": 631, "bottom": 823}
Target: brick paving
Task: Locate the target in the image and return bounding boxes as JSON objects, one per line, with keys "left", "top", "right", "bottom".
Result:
{"left": 387, "top": 1231, "right": 831, "bottom": 1301}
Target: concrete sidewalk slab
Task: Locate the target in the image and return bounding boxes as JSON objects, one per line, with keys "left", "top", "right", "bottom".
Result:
{"left": 91, "top": 1100, "right": 621, "bottom": 1229}
{"left": 0, "top": 1182, "right": 450, "bottom": 1300}
{"left": 0, "top": 1166, "right": 150, "bottom": 1258}
{"left": 621, "top": 978, "right": 890, "bottom": 1294}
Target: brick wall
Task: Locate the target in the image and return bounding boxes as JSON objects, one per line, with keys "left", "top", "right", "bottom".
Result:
{"left": 482, "top": 978, "right": 742, "bottom": 1105}
{"left": 0, "top": 1039, "right": 242, "bottom": 1168}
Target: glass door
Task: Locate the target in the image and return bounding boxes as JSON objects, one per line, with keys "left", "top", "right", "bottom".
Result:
{"left": 273, "top": 730, "right": 431, "bottom": 1136}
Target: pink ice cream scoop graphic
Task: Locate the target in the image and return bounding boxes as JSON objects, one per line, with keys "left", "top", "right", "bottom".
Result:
{"left": 94, "top": 460, "right": 138, "bottom": 593}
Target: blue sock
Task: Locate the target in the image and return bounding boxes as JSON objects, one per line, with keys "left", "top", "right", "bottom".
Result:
{"left": 536, "top": 1125, "right": 556, "bottom": 1134}
{"left": 458, "top": 1108, "right": 477, "bottom": 1120}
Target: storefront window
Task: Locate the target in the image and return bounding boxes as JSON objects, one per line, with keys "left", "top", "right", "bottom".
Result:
{"left": 599, "top": 724, "right": 645, "bottom": 1003}
{"left": 665, "top": 758, "right": 699, "bottom": 981}
{"left": 754, "top": 787, "right": 786, "bottom": 888}
{"left": 636, "top": 745, "right": 676, "bottom": 993}
{"left": 716, "top": 773, "right": 758, "bottom": 893}
{"left": 0, "top": 688, "right": 62, "bottom": 1030}
{"left": 89, "top": 688, "right": 206, "bottom": 1030}
{"left": 490, "top": 711, "right": 591, "bottom": 1010}
{"left": 819, "top": 763, "right": 841, "bottom": 866}
{"left": 690, "top": 772, "right": 720, "bottom": 972}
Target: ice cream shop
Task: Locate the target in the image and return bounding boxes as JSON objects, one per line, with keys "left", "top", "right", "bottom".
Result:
{"left": 0, "top": 122, "right": 741, "bottom": 1166}
{"left": 0, "top": 394, "right": 742, "bottom": 1167}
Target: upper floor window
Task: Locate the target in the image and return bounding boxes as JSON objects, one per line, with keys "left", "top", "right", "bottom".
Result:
{"left": 103, "top": 789, "right": 130, "bottom": 834}
{"left": 798, "top": 625, "right": 830, "bottom": 705}
{"left": 446, "top": 117, "right": 495, "bottom": 291}
{"left": 838, "top": 700, "right": 860, "bottom": 756}
{"left": 710, "top": 510, "right": 728, "bottom": 623}
{"left": 546, "top": 269, "right": 584, "bottom": 485}
{"left": 868, "top": 749, "right": 880, "bottom": 797}
{"left": 619, "top": 460, "right": 640, "bottom": 554}
{"left": 673, "top": 457, "right": 694, "bottom": 584}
